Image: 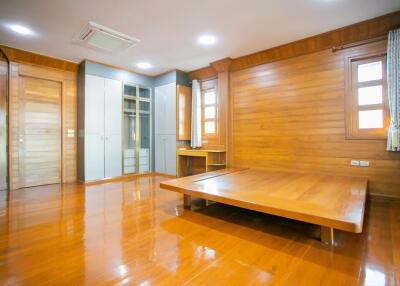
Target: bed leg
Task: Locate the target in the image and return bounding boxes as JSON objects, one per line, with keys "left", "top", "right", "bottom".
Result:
{"left": 320, "top": 226, "right": 334, "bottom": 245}
{"left": 183, "top": 195, "right": 192, "bottom": 210}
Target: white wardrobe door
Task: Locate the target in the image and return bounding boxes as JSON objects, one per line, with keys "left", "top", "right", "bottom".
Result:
{"left": 164, "top": 84, "right": 176, "bottom": 135}
{"left": 154, "top": 83, "right": 176, "bottom": 135}
{"left": 164, "top": 134, "right": 176, "bottom": 176}
{"left": 155, "top": 135, "right": 165, "bottom": 173}
{"left": 85, "top": 134, "right": 105, "bottom": 181}
{"left": 104, "top": 78, "right": 122, "bottom": 178}
{"left": 85, "top": 75, "right": 105, "bottom": 180}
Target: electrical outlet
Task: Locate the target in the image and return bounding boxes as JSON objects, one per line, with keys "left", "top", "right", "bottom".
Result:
{"left": 351, "top": 160, "right": 360, "bottom": 166}
{"left": 360, "top": 160, "right": 370, "bottom": 167}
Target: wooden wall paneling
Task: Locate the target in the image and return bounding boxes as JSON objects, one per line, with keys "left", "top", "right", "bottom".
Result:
{"left": 8, "top": 63, "right": 77, "bottom": 189}
{"left": 230, "top": 40, "right": 400, "bottom": 198}
{"left": 210, "top": 58, "right": 232, "bottom": 164}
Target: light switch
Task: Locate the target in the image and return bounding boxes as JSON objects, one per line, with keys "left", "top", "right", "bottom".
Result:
{"left": 67, "top": 129, "right": 75, "bottom": 138}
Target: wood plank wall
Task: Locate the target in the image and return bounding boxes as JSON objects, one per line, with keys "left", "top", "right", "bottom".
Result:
{"left": 230, "top": 40, "right": 400, "bottom": 198}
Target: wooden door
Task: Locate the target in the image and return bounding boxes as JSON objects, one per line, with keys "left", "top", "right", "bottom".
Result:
{"left": 19, "top": 76, "right": 61, "bottom": 187}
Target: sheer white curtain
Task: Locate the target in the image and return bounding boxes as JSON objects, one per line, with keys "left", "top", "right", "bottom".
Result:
{"left": 387, "top": 28, "right": 400, "bottom": 151}
{"left": 190, "top": 80, "right": 202, "bottom": 148}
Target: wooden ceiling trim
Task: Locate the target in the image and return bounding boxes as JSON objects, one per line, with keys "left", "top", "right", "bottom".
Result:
{"left": 188, "top": 66, "right": 217, "bottom": 80}
{"left": 0, "top": 45, "right": 78, "bottom": 73}
{"left": 210, "top": 58, "right": 233, "bottom": 73}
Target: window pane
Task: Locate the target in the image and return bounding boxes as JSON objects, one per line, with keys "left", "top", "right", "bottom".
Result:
{"left": 204, "top": 91, "right": 216, "bottom": 105}
{"left": 124, "top": 85, "right": 136, "bottom": 96}
{"left": 358, "top": 85, "right": 383, "bottom": 106}
{"left": 358, "top": 110, "right": 383, "bottom": 129}
{"left": 205, "top": 106, "right": 215, "bottom": 119}
{"left": 357, "top": 61, "right": 382, "bottom": 82}
{"left": 205, "top": 121, "right": 215, "bottom": 134}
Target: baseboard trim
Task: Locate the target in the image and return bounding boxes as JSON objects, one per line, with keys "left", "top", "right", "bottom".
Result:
{"left": 368, "top": 192, "right": 400, "bottom": 201}
{"left": 80, "top": 172, "right": 156, "bottom": 186}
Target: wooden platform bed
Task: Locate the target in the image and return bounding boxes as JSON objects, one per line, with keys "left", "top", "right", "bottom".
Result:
{"left": 160, "top": 168, "right": 367, "bottom": 245}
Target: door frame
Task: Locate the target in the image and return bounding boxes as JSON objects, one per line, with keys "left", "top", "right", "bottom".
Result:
{"left": 8, "top": 62, "right": 76, "bottom": 190}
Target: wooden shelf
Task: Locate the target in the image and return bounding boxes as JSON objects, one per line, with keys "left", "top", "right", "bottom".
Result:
{"left": 177, "top": 149, "right": 226, "bottom": 177}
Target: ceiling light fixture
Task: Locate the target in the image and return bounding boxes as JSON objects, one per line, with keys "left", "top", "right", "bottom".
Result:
{"left": 136, "top": 62, "right": 152, "bottom": 69}
{"left": 197, "top": 34, "right": 217, "bottom": 46}
{"left": 6, "top": 24, "right": 35, "bottom": 36}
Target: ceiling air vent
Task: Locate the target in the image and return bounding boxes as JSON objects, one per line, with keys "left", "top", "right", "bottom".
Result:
{"left": 73, "top": 22, "right": 140, "bottom": 54}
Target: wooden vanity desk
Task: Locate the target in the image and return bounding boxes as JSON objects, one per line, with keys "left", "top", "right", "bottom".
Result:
{"left": 176, "top": 149, "right": 226, "bottom": 177}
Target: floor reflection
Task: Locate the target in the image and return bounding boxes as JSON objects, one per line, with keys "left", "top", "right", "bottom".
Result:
{"left": 0, "top": 175, "right": 398, "bottom": 285}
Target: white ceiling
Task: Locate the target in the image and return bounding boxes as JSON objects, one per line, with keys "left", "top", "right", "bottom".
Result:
{"left": 0, "top": 0, "right": 399, "bottom": 76}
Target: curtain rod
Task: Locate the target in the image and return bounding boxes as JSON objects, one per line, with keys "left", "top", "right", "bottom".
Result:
{"left": 332, "top": 35, "right": 387, "bottom": 52}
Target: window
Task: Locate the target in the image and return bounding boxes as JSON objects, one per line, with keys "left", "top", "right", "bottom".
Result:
{"left": 200, "top": 79, "right": 218, "bottom": 144}
{"left": 345, "top": 55, "right": 389, "bottom": 139}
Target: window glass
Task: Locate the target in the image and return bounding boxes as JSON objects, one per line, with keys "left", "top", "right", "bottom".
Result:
{"left": 205, "top": 121, "right": 215, "bottom": 134}
{"left": 204, "top": 106, "right": 215, "bottom": 119}
{"left": 358, "top": 85, "right": 383, "bottom": 106}
{"left": 204, "top": 91, "right": 216, "bottom": 105}
{"left": 358, "top": 110, "right": 383, "bottom": 129}
{"left": 357, "top": 61, "right": 382, "bottom": 82}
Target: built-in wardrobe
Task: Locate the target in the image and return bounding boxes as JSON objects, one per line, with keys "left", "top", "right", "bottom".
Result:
{"left": 154, "top": 71, "right": 191, "bottom": 176}
{"left": 78, "top": 61, "right": 153, "bottom": 182}
{"left": 80, "top": 74, "right": 122, "bottom": 181}
{"left": 154, "top": 83, "right": 177, "bottom": 175}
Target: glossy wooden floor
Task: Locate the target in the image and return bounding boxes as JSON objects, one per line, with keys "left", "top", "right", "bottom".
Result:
{"left": 0, "top": 174, "right": 398, "bottom": 285}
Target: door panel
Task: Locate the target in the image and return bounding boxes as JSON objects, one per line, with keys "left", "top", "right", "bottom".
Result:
{"left": 85, "top": 75, "right": 105, "bottom": 135}
{"left": 155, "top": 135, "right": 165, "bottom": 173}
{"left": 85, "top": 134, "right": 104, "bottom": 181}
{"left": 164, "top": 134, "right": 176, "bottom": 175}
{"left": 19, "top": 76, "right": 61, "bottom": 187}
{"left": 155, "top": 83, "right": 176, "bottom": 135}
{"left": 84, "top": 75, "right": 105, "bottom": 180}
{"left": 104, "top": 78, "right": 122, "bottom": 178}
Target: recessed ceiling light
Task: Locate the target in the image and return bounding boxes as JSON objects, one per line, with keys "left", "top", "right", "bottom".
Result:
{"left": 197, "top": 34, "right": 217, "bottom": 46}
{"left": 136, "top": 62, "right": 152, "bottom": 69}
{"left": 6, "top": 24, "right": 35, "bottom": 36}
